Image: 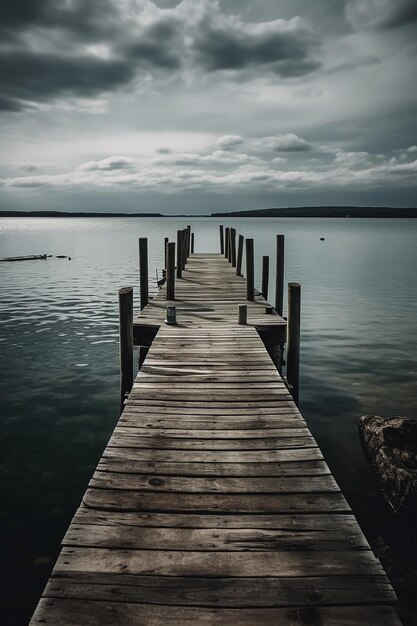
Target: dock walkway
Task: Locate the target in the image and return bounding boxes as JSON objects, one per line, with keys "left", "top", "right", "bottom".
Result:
{"left": 31, "top": 253, "right": 401, "bottom": 625}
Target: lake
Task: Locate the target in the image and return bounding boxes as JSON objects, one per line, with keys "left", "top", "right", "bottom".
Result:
{"left": 1, "top": 216, "right": 417, "bottom": 624}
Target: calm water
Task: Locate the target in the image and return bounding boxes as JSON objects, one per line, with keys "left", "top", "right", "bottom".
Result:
{"left": 1, "top": 217, "right": 417, "bottom": 624}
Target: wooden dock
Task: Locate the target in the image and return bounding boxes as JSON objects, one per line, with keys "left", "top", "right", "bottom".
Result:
{"left": 30, "top": 242, "right": 401, "bottom": 625}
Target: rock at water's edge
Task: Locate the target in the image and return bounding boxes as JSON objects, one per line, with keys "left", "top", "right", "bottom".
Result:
{"left": 358, "top": 415, "right": 417, "bottom": 520}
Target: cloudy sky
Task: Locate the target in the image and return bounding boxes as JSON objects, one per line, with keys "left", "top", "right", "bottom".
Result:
{"left": 0, "top": 0, "right": 416, "bottom": 214}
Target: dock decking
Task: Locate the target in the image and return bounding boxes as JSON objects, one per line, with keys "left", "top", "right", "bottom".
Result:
{"left": 30, "top": 253, "right": 401, "bottom": 625}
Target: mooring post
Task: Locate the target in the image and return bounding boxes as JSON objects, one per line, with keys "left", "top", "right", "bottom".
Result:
{"left": 166, "top": 242, "right": 175, "bottom": 300}
{"left": 246, "top": 238, "right": 254, "bottom": 301}
{"left": 164, "top": 237, "right": 168, "bottom": 270}
{"left": 231, "top": 228, "right": 237, "bottom": 267}
{"left": 191, "top": 232, "right": 195, "bottom": 254}
{"left": 227, "top": 228, "right": 232, "bottom": 263}
{"left": 287, "top": 282, "right": 301, "bottom": 406}
{"left": 236, "top": 234, "right": 244, "bottom": 276}
{"left": 275, "top": 235, "right": 285, "bottom": 316}
{"left": 139, "top": 237, "right": 148, "bottom": 310}
{"left": 183, "top": 228, "right": 188, "bottom": 268}
{"left": 176, "top": 230, "right": 182, "bottom": 278}
{"left": 187, "top": 225, "right": 191, "bottom": 257}
{"left": 220, "top": 225, "right": 224, "bottom": 255}
{"left": 262, "top": 255, "right": 269, "bottom": 300}
{"left": 225, "top": 227, "right": 230, "bottom": 259}
{"left": 238, "top": 304, "right": 247, "bottom": 325}
{"left": 119, "top": 286, "right": 133, "bottom": 414}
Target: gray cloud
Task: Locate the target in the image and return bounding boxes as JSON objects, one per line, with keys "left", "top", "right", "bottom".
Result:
{"left": 345, "top": 0, "right": 417, "bottom": 30}
{"left": 191, "top": 15, "right": 320, "bottom": 76}
{"left": 0, "top": 51, "right": 135, "bottom": 111}
{"left": 0, "top": 0, "right": 322, "bottom": 113}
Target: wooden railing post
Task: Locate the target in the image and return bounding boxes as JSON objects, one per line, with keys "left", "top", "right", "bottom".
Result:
{"left": 225, "top": 227, "right": 230, "bottom": 259}
{"left": 287, "top": 282, "right": 301, "bottom": 406}
{"left": 236, "top": 234, "right": 244, "bottom": 276}
{"left": 245, "top": 238, "right": 254, "bottom": 301}
{"left": 139, "top": 237, "right": 148, "bottom": 310}
{"left": 275, "top": 235, "right": 285, "bottom": 316}
{"left": 191, "top": 232, "right": 195, "bottom": 254}
{"left": 262, "top": 256, "right": 269, "bottom": 300}
{"left": 227, "top": 228, "right": 232, "bottom": 263}
{"left": 220, "top": 225, "right": 224, "bottom": 255}
{"left": 164, "top": 237, "right": 168, "bottom": 270}
{"left": 231, "top": 228, "right": 237, "bottom": 267}
{"left": 187, "top": 225, "right": 191, "bottom": 257}
{"left": 166, "top": 242, "right": 175, "bottom": 300}
{"left": 176, "top": 230, "right": 182, "bottom": 278}
{"left": 119, "top": 286, "right": 133, "bottom": 413}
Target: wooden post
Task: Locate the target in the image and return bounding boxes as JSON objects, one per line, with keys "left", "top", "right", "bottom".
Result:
{"left": 227, "top": 228, "right": 232, "bottom": 263}
{"left": 119, "top": 286, "right": 133, "bottom": 413}
{"left": 164, "top": 237, "right": 168, "bottom": 270}
{"left": 236, "top": 234, "right": 244, "bottom": 276}
{"left": 220, "top": 225, "right": 224, "bottom": 255}
{"left": 191, "top": 232, "right": 195, "bottom": 254}
{"left": 182, "top": 228, "right": 188, "bottom": 269}
{"left": 262, "top": 255, "right": 269, "bottom": 300}
{"left": 187, "top": 225, "right": 191, "bottom": 257}
{"left": 238, "top": 304, "right": 247, "bottom": 325}
{"left": 245, "top": 238, "right": 254, "bottom": 301}
{"left": 231, "top": 228, "right": 237, "bottom": 267}
{"left": 275, "top": 235, "right": 285, "bottom": 316}
{"left": 139, "top": 237, "right": 148, "bottom": 310}
{"left": 287, "top": 282, "right": 301, "bottom": 406}
{"left": 166, "top": 242, "right": 175, "bottom": 300}
{"left": 225, "top": 227, "right": 230, "bottom": 259}
{"left": 176, "top": 230, "right": 182, "bottom": 278}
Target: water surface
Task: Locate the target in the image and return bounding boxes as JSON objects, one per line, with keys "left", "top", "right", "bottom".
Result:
{"left": 1, "top": 216, "right": 416, "bottom": 624}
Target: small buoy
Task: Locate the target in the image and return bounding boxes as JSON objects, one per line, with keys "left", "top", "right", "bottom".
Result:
{"left": 68, "top": 257, "right": 71, "bottom": 261}
{"left": 320, "top": 237, "right": 325, "bottom": 241}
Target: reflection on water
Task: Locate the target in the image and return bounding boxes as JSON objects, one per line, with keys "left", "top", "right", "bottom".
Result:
{"left": 1, "top": 217, "right": 417, "bottom": 624}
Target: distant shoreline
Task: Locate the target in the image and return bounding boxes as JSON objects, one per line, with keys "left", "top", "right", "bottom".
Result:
{"left": 1, "top": 206, "right": 417, "bottom": 218}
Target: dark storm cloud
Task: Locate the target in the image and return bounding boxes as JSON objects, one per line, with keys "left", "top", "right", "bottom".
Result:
{"left": 0, "top": 51, "right": 135, "bottom": 110}
{"left": 0, "top": 1, "right": 323, "bottom": 113}
{"left": 191, "top": 17, "right": 320, "bottom": 76}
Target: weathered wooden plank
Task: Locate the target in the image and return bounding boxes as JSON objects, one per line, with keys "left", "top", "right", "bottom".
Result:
{"left": 83, "top": 489, "right": 349, "bottom": 513}
{"left": 70, "top": 509, "right": 365, "bottom": 530}
{"left": 107, "top": 433, "right": 317, "bottom": 450}
{"left": 113, "top": 427, "right": 310, "bottom": 438}
{"left": 89, "top": 472, "right": 339, "bottom": 493}
{"left": 54, "top": 547, "right": 384, "bottom": 577}
{"left": 43, "top": 573, "right": 396, "bottom": 607}
{"left": 97, "top": 459, "right": 330, "bottom": 477}
{"left": 31, "top": 600, "right": 402, "bottom": 626}
{"left": 63, "top": 523, "right": 367, "bottom": 552}
{"left": 101, "top": 447, "right": 323, "bottom": 463}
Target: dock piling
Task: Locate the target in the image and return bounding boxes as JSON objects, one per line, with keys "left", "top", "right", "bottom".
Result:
{"left": 238, "top": 304, "right": 247, "bottom": 325}
{"left": 231, "top": 228, "right": 237, "bottom": 267}
{"left": 176, "top": 230, "right": 183, "bottom": 279}
{"left": 262, "top": 255, "right": 269, "bottom": 300}
{"left": 287, "top": 281, "right": 301, "bottom": 406}
{"left": 219, "top": 225, "right": 224, "bottom": 255}
{"left": 139, "top": 237, "right": 149, "bottom": 310}
{"left": 225, "top": 227, "right": 230, "bottom": 259}
{"left": 118, "top": 286, "right": 133, "bottom": 413}
{"left": 245, "top": 238, "right": 254, "bottom": 301}
{"left": 164, "top": 237, "right": 168, "bottom": 270}
{"left": 236, "top": 234, "right": 244, "bottom": 276}
{"left": 166, "top": 242, "right": 175, "bottom": 300}
{"left": 275, "top": 235, "right": 285, "bottom": 316}
{"left": 191, "top": 232, "right": 195, "bottom": 254}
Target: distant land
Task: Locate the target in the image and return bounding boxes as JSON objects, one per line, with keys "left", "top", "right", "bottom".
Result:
{"left": 1, "top": 206, "right": 417, "bottom": 218}
{"left": 0, "top": 211, "right": 163, "bottom": 218}
{"left": 211, "top": 206, "right": 417, "bottom": 218}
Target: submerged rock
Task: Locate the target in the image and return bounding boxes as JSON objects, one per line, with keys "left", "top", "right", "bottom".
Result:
{"left": 358, "top": 415, "right": 417, "bottom": 519}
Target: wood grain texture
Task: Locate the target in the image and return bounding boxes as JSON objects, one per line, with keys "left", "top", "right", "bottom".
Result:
{"left": 30, "top": 252, "right": 399, "bottom": 625}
